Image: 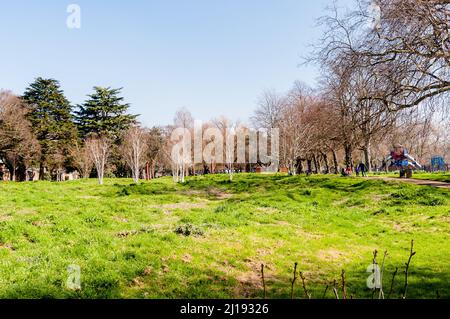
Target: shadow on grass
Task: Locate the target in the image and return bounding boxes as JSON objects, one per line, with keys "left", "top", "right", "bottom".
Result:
{"left": 0, "top": 257, "right": 448, "bottom": 299}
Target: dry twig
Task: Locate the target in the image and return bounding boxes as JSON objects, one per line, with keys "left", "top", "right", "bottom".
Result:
{"left": 290, "top": 262, "right": 298, "bottom": 299}
{"left": 387, "top": 267, "right": 398, "bottom": 299}
{"left": 341, "top": 269, "right": 347, "bottom": 299}
{"left": 260, "top": 264, "right": 266, "bottom": 299}
{"left": 299, "top": 272, "right": 311, "bottom": 299}
{"left": 402, "top": 240, "right": 416, "bottom": 299}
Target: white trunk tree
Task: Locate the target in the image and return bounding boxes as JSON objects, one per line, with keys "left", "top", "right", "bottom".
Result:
{"left": 86, "top": 136, "right": 110, "bottom": 185}
{"left": 122, "top": 126, "right": 147, "bottom": 183}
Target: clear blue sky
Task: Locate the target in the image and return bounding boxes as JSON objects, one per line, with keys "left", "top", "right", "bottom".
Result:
{"left": 0, "top": 0, "right": 352, "bottom": 127}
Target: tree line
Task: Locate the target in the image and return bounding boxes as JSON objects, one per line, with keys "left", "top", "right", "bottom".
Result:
{"left": 1, "top": 0, "right": 449, "bottom": 183}
{"left": 251, "top": 0, "right": 449, "bottom": 174}
{"left": 0, "top": 78, "right": 149, "bottom": 183}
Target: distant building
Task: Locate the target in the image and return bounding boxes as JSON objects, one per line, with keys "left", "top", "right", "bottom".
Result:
{"left": 60, "top": 171, "right": 80, "bottom": 181}
{"left": 255, "top": 163, "right": 281, "bottom": 174}
{"left": 0, "top": 163, "right": 80, "bottom": 182}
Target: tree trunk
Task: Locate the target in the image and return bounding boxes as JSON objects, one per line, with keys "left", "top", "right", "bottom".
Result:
{"left": 12, "top": 166, "right": 16, "bottom": 182}
{"left": 98, "top": 158, "right": 105, "bottom": 185}
{"left": 313, "top": 154, "right": 320, "bottom": 174}
{"left": 132, "top": 168, "right": 139, "bottom": 183}
{"left": 306, "top": 159, "right": 312, "bottom": 173}
{"left": 344, "top": 143, "right": 353, "bottom": 168}
{"left": 296, "top": 159, "right": 303, "bottom": 174}
{"left": 332, "top": 149, "right": 339, "bottom": 174}
{"left": 39, "top": 159, "right": 45, "bottom": 181}
{"left": 145, "top": 162, "right": 150, "bottom": 180}
{"left": 98, "top": 169, "right": 104, "bottom": 185}
{"left": 363, "top": 138, "right": 372, "bottom": 172}
{"left": 322, "top": 153, "right": 329, "bottom": 174}
{"left": 151, "top": 161, "right": 156, "bottom": 179}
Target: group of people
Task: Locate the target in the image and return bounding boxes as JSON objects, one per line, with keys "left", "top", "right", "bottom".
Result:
{"left": 341, "top": 162, "right": 368, "bottom": 177}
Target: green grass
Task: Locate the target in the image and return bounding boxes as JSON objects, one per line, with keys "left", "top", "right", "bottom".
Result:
{"left": 0, "top": 174, "right": 449, "bottom": 299}
{"left": 371, "top": 171, "right": 450, "bottom": 183}
{"left": 409, "top": 173, "right": 450, "bottom": 183}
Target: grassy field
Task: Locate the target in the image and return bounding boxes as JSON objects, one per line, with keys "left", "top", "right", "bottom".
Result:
{"left": 372, "top": 171, "right": 450, "bottom": 183}
{"left": 406, "top": 173, "right": 450, "bottom": 183}
{"left": 0, "top": 174, "right": 449, "bottom": 299}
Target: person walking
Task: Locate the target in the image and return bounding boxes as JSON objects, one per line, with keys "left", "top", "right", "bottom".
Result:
{"left": 358, "top": 162, "right": 368, "bottom": 177}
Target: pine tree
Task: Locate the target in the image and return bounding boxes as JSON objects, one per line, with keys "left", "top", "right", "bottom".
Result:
{"left": 22, "top": 77, "right": 77, "bottom": 180}
{"left": 75, "top": 87, "right": 137, "bottom": 139}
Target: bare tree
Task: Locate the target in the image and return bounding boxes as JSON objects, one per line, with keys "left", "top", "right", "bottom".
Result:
{"left": 212, "top": 116, "right": 239, "bottom": 181}
{"left": 121, "top": 126, "right": 148, "bottom": 183}
{"left": 171, "top": 108, "right": 194, "bottom": 182}
{"left": 144, "top": 126, "right": 166, "bottom": 179}
{"left": 86, "top": 135, "right": 110, "bottom": 185}
{"left": 251, "top": 89, "right": 285, "bottom": 130}
{"left": 69, "top": 142, "right": 94, "bottom": 178}
{"left": 358, "top": 0, "right": 449, "bottom": 111}
{"left": 174, "top": 107, "right": 194, "bottom": 129}
{"left": 278, "top": 91, "right": 315, "bottom": 174}
{"left": 314, "top": 0, "right": 450, "bottom": 112}
{"left": 0, "top": 91, "right": 40, "bottom": 181}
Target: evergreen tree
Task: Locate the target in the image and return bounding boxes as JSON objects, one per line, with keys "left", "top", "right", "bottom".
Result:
{"left": 22, "top": 77, "right": 77, "bottom": 180}
{"left": 75, "top": 87, "right": 137, "bottom": 139}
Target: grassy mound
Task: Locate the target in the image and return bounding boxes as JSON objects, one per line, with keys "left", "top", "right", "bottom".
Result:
{"left": 0, "top": 174, "right": 448, "bottom": 298}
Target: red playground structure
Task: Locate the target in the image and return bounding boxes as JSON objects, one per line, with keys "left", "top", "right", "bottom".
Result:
{"left": 386, "top": 144, "right": 422, "bottom": 178}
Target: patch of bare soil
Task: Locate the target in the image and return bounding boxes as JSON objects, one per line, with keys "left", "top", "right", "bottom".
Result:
{"left": 0, "top": 215, "right": 12, "bottom": 222}
{"left": 183, "top": 188, "right": 233, "bottom": 200}
{"left": 215, "top": 193, "right": 233, "bottom": 200}
{"left": 77, "top": 195, "right": 101, "bottom": 199}
{"left": 442, "top": 216, "right": 450, "bottom": 223}
{"left": 113, "top": 216, "right": 129, "bottom": 223}
{"left": 316, "top": 249, "right": 348, "bottom": 262}
{"left": 159, "top": 202, "right": 207, "bottom": 210}
{"left": 205, "top": 187, "right": 233, "bottom": 200}
{"left": 181, "top": 253, "right": 193, "bottom": 263}
{"left": 15, "top": 208, "right": 37, "bottom": 216}
{"left": 31, "top": 220, "right": 52, "bottom": 228}
{"left": 370, "top": 194, "right": 391, "bottom": 202}
{"left": 234, "top": 271, "right": 264, "bottom": 298}
{"left": 131, "top": 277, "right": 145, "bottom": 288}
{"left": 393, "top": 222, "right": 406, "bottom": 232}
{"left": 150, "top": 202, "right": 208, "bottom": 214}
{"left": 232, "top": 248, "right": 281, "bottom": 298}
{"left": 255, "top": 207, "right": 280, "bottom": 214}
{"left": 0, "top": 243, "right": 15, "bottom": 251}
{"left": 295, "top": 228, "right": 323, "bottom": 240}
{"left": 181, "top": 190, "right": 204, "bottom": 196}
{"left": 116, "top": 230, "right": 141, "bottom": 238}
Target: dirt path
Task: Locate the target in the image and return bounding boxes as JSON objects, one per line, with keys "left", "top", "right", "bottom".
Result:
{"left": 368, "top": 176, "right": 450, "bottom": 189}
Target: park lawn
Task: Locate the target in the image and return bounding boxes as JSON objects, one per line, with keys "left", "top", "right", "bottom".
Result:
{"left": 0, "top": 174, "right": 448, "bottom": 299}
{"left": 408, "top": 173, "right": 450, "bottom": 183}
{"left": 371, "top": 171, "right": 450, "bottom": 183}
